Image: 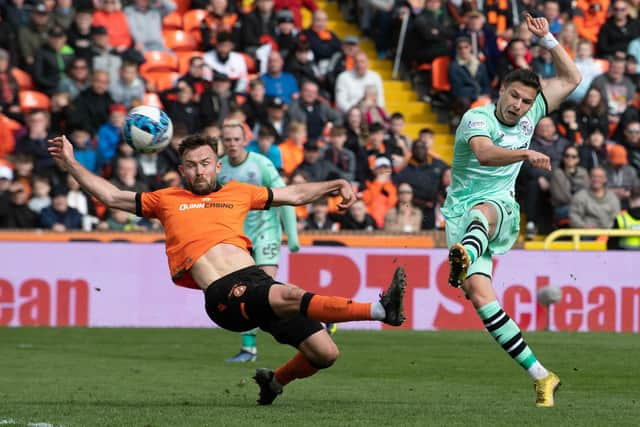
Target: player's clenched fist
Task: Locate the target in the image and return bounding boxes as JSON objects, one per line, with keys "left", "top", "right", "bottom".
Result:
{"left": 525, "top": 149, "right": 551, "bottom": 171}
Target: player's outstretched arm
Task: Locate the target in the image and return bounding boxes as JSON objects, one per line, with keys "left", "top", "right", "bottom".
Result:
{"left": 47, "top": 136, "right": 137, "bottom": 213}
{"left": 470, "top": 136, "right": 551, "bottom": 170}
{"left": 525, "top": 14, "right": 582, "bottom": 112}
{"left": 271, "top": 179, "right": 356, "bottom": 210}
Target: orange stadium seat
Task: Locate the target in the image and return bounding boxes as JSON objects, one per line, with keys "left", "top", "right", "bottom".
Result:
{"left": 594, "top": 58, "right": 609, "bottom": 73}
{"left": 163, "top": 30, "right": 198, "bottom": 52}
{"left": 145, "top": 71, "right": 180, "bottom": 92}
{"left": 11, "top": 67, "right": 34, "bottom": 90}
{"left": 140, "top": 51, "right": 178, "bottom": 75}
{"left": 431, "top": 56, "right": 451, "bottom": 92}
{"left": 177, "top": 51, "right": 204, "bottom": 74}
{"left": 142, "top": 92, "right": 164, "bottom": 109}
{"left": 183, "top": 9, "right": 207, "bottom": 43}
{"left": 19, "top": 90, "right": 50, "bottom": 111}
{"left": 162, "top": 11, "right": 183, "bottom": 30}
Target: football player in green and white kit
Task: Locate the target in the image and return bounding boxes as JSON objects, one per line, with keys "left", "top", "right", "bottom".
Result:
{"left": 218, "top": 120, "right": 300, "bottom": 362}
{"left": 442, "top": 15, "right": 581, "bottom": 407}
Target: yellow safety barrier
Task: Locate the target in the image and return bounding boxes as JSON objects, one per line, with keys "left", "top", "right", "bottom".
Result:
{"left": 542, "top": 229, "right": 640, "bottom": 250}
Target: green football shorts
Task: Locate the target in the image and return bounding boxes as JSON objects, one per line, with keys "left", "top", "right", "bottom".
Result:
{"left": 251, "top": 230, "right": 283, "bottom": 267}
{"left": 445, "top": 197, "right": 520, "bottom": 279}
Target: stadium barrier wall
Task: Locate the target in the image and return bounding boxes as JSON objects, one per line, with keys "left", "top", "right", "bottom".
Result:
{"left": 0, "top": 243, "right": 638, "bottom": 332}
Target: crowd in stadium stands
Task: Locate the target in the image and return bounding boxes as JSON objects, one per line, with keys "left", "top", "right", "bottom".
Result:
{"left": 0, "top": 0, "right": 640, "bottom": 244}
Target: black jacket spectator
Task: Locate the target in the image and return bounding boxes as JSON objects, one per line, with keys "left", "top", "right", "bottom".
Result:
{"left": 596, "top": 17, "right": 640, "bottom": 59}
{"left": 402, "top": 5, "right": 453, "bottom": 65}
{"left": 71, "top": 84, "right": 114, "bottom": 134}
{"left": 301, "top": 29, "right": 341, "bottom": 63}
{"left": 240, "top": 8, "right": 278, "bottom": 53}
{"left": 33, "top": 42, "right": 72, "bottom": 96}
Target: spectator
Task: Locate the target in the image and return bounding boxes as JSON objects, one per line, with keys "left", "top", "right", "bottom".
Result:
{"left": 569, "top": 39, "right": 604, "bottom": 103}
{"left": 157, "top": 123, "right": 187, "bottom": 176}
{"left": 125, "top": 0, "right": 175, "bottom": 52}
{"left": 109, "top": 61, "right": 145, "bottom": 108}
{"left": 361, "top": 156, "right": 397, "bottom": 228}
{"left": 596, "top": 0, "right": 640, "bottom": 58}
{"left": 0, "top": 181, "right": 38, "bottom": 228}
{"left": 573, "top": 0, "right": 609, "bottom": 44}
{"left": 258, "top": 95, "right": 289, "bottom": 142}
{"left": 177, "top": 56, "right": 209, "bottom": 101}
{"left": 110, "top": 155, "right": 149, "bottom": 192}
{"left": 579, "top": 127, "right": 609, "bottom": 171}
{"left": 33, "top": 25, "right": 73, "bottom": 96}
{"left": 260, "top": 50, "right": 299, "bottom": 104}
{"left": 71, "top": 69, "right": 114, "bottom": 134}
{"left": 326, "top": 35, "right": 359, "bottom": 94}
{"left": 401, "top": 0, "right": 453, "bottom": 68}
{"left": 92, "top": 0, "right": 132, "bottom": 53}
{"left": 203, "top": 31, "right": 248, "bottom": 93}
{"left": 68, "top": 125, "right": 98, "bottom": 173}
{"left": 14, "top": 109, "right": 55, "bottom": 177}
{"left": 590, "top": 54, "right": 636, "bottom": 127}
{"left": 454, "top": 11, "right": 500, "bottom": 79}
{"left": 240, "top": 0, "right": 277, "bottom": 55}
{"left": 554, "top": 102, "right": 583, "bottom": 145}
{"left": 570, "top": 166, "right": 621, "bottom": 229}
{"left": 274, "top": 0, "right": 318, "bottom": 29}
{"left": 531, "top": 48, "right": 557, "bottom": 80}
{"left": 66, "top": 7, "right": 93, "bottom": 61}
{"left": 12, "top": 154, "right": 35, "bottom": 196}
{"left": 160, "top": 80, "right": 201, "bottom": 134}
{"left": 322, "top": 125, "right": 356, "bottom": 182}
{"left": 57, "top": 57, "right": 91, "bottom": 100}
{"left": 27, "top": 175, "right": 52, "bottom": 214}
{"left": 384, "top": 182, "right": 423, "bottom": 233}
{"left": 280, "top": 121, "right": 307, "bottom": 175}
{"left": 340, "top": 198, "right": 377, "bottom": 230}
{"left": 242, "top": 79, "right": 268, "bottom": 130}
{"left": 201, "top": 0, "right": 241, "bottom": 50}
{"left": 66, "top": 174, "right": 95, "bottom": 227}
{"left": 18, "top": 2, "right": 52, "bottom": 68}
{"left": 0, "top": 48, "right": 21, "bottom": 121}
{"left": 541, "top": 0, "right": 563, "bottom": 36}
{"left": 385, "top": 113, "right": 411, "bottom": 170}
{"left": 606, "top": 143, "right": 640, "bottom": 208}
{"left": 578, "top": 87, "right": 609, "bottom": 137}
{"left": 99, "top": 207, "right": 146, "bottom": 231}
{"left": 48, "top": 91, "right": 72, "bottom": 135}
{"left": 364, "top": 122, "right": 402, "bottom": 177}
{"left": 247, "top": 125, "right": 282, "bottom": 169}
{"left": 274, "top": 9, "right": 298, "bottom": 61}
{"left": 448, "top": 36, "right": 491, "bottom": 123}
{"left": 335, "top": 52, "right": 383, "bottom": 113}
{"left": 96, "top": 103, "right": 126, "bottom": 170}
{"left": 288, "top": 80, "right": 341, "bottom": 140}
{"left": 629, "top": 33, "right": 640, "bottom": 64}
{"left": 395, "top": 135, "right": 448, "bottom": 229}
{"left": 619, "top": 120, "right": 640, "bottom": 174}
{"left": 624, "top": 53, "right": 640, "bottom": 88}
{"left": 495, "top": 38, "right": 532, "bottom": 86}
{"left": 53, "top": 0, "right": 74, "bottom": 30}
{"left": 558, "top": 21, "right": 579, "bottom": 59}
{"left": 520, "top": 117, "right": 570, "bottom": 236}
{"left": 3, "top": 0, "right": 29, "bottom": 35}
{"left": 304, "top": 196, "right": 338, "bottom": 231}
{"left": 284, "top": 39, "right": 320, "bottom": 88}
{"left": 550, "top": 145, "right": 590, "bottom": 227}
{"left": 607, "top": 185, "right": 640, "bottom": 249}
{"left": 301, "top": 10, "right": 341, "bottom": 76}
{"left": 293, "top": 139, "right": 345, "bottom": 182}
{"left": 40, "top": 187, "right": 83, "bottom": 231}
{"left": 89, "top": 25, "right": 122, "bottom": 85}
{"left": 358, "top": 84, "right": 388, "bottom": 126}
{"left": 199, "top": 71, "right": 236, "bottom": 126}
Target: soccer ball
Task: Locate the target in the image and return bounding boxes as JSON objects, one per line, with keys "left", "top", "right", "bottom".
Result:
{"left": 123, "top": 105, "right": 173, "bottom": 153}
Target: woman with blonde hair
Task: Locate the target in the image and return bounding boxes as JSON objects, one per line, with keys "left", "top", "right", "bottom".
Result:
{"left": 558, "top": 22, "right": 579, "bottom": 59}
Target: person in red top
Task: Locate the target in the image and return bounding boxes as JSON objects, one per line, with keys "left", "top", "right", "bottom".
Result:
{"left": 47, "top": 133, "right": 407, "bottom": 405}
{"left": 274, "top": 0, "right": 317, "bottom": 29}
{"left": 92, "top": 0, "right": 132, "bottom": 52}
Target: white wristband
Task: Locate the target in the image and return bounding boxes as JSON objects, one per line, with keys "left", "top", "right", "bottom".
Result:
{"left": 539, "top": 33, "right": 559, "bottom": 50}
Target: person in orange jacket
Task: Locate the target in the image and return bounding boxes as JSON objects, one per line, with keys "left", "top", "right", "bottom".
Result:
{"left": 361, "top": 156, "right": 398, "bottom": 228}
{"left": 573, "top": 0, "right": 610, "bottom": 44}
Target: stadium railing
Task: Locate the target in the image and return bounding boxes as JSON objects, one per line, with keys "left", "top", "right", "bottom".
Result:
{"left": 541, "top": 229, "right": 640, "bottom": 250}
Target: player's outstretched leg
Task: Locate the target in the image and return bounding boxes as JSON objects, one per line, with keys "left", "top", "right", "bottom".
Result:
{"left": 226, "top": 329, "right": 258, "bottom": 362}
{"left": 299, "top": 267, "right": 407, "bottom": 326}
{"left": 477, "top": 299, "right": 561, "bottom": 407}
{"left": 449, "top": 210, "right": 489, "bottom": 287}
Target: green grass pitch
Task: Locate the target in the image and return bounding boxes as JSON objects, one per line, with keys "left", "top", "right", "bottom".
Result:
{"left": 1, "top": 328, "right": 638, "bottom": 426}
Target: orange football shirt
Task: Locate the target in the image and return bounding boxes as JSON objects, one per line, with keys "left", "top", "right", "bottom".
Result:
{"left": 136, "top": 181, "right": 272, "bottom": 289}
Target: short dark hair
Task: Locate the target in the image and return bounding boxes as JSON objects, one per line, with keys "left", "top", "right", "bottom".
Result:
{"left": 419, "top": 128, "right": 434, "bottom": 136}
{"left": 178, "top": 134, "right": 219, "bottom": 158}
{"left": 258, "top": 125, "right": 277, "bottom": 138}
{"left": 502, "top": 69, "right": 542, "bottom": 93}
{"left": 390, "top": 112, "right": 404, "bottom": 121}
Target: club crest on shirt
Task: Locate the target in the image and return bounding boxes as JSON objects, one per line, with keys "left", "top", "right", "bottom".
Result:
{"left": 519, "top": 118, "right": 534, "bottom": 137}
{"left": 466, "top": 120, "right": 487, "bottom": 130}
